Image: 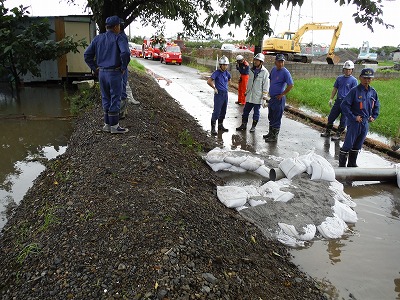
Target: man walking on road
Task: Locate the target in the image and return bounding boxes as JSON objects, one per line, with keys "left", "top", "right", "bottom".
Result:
{"left": 84, "top": 15, "right": 131, "bottom": 134}
{"left": 321, "top": 60, "right": 358, "bottom": 140}
{"left": 235, "top": 55, "right": 250, "bottom": 105}
{"left": 236, "top": 53, "right": 270, "bottom": 133}
{"left": 339, "top": 68, "right": 380, "bottom": 167}
{"left": 263, "top": 54, "right": 294, "bottom": 142}
{"left": 207, "top": 55, "right": 231, "bottom": 135}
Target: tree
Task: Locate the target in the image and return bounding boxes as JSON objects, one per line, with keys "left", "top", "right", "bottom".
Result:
{"left": 72, "top": 0, "right": 392, "bottom": 44}
{"left": 0, "top": 0, "right": 88, "bottom": 87}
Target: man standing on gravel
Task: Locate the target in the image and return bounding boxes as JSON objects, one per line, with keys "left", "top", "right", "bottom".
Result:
{"left": 339, "top": 68, "right": 380, "bottom": 167}
{"left": 263, "top": 54, "right": 294, "bottom": 142}
{"left": 84, "top": 15, "right": 130, "bottom": 134}
{"left": 321, "top": 60, "right": 358, "bottom": 140}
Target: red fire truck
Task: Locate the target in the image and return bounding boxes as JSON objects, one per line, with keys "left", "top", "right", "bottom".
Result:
{"left": 142, "top": 38, "right": 162, "bottom": 60}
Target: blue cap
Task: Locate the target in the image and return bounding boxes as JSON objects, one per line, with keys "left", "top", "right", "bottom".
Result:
{"left": 360, "top": 68, "right": 374, "bottom": 78}
{"left": 106, "top": 16, "right": 122, "bottom": 26}
{"left": 275, "top": 54, "right": 285, "bottom": 61}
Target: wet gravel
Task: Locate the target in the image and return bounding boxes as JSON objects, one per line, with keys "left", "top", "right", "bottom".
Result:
{"left": 0, "top": 70, "right": 326, "bottom": 299}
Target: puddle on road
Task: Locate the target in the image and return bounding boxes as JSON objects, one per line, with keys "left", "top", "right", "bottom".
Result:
{"left": 151, "top": 67, "right": 400, "bottom": 300}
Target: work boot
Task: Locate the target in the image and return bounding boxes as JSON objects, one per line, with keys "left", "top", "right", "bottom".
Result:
{"left": 338, "top": 149, "right": 348, "bottom": 167}
{"left": 263, "top": 126, "right": 273, "bottom": 139}
{"left": 102, "top": 124, "right": 111, "bottom": 132}
{"left": 119, "top": 98, "right": 128, "bottom": 119}
{"left": 249, "top": 120, "right": 258, "bottom": 133}
{"left": 265, "top": 127, "right": 279, "bottom": 142}
{"left": 218, "top": 119, "right": 229, "bottom": 132}
{"left": 211, "top": 120, "right": 217, "bottom": 135}
{"left": 321, "top": 124, "right": 333, "bottom": 137}
{"left": 331, "top": 126, "right": 345, "bottom": 141}
{"left": 110, "top": 124, "right": 129, "bottom": 134}
{"left": 347, "top": 149, "right": 359, "bottom": 167}
{"left": 236, "top": 118, "right": 248, "bottom": 131}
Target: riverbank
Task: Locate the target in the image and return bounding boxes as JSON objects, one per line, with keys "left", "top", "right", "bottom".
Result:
{"left": 0, "top": 70, "right": 325, "bottom": 299}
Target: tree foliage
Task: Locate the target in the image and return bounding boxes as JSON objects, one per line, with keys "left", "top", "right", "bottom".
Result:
{"left": 72, "top": 0, "right": 392, "bottom": 43}
{"left": 0, "top": 0, "right": 88, "bottom": 86}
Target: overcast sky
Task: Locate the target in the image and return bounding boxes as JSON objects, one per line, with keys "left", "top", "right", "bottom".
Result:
{"left": 4, "top": 0, "right": 400, "bottom": 48}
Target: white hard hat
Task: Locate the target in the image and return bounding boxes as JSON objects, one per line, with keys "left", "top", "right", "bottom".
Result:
{"left": 254, "top": 53, "right": 265, "bottom": 62}
{"left": 236, "top": 55, "right": 244, "bottom": 61}
{"left": 218, "top": 55, "right": 229, "bottom": 65}
{"left": 343, "top": 60, "right": 355, "bottom": 69}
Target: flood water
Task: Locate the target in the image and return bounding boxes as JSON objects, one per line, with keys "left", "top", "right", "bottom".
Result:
{"left": 139, "top": 58, "right": 400, "bottom": 300}
{"left": 0, "top": 84, "right": 74, "bottom": 229}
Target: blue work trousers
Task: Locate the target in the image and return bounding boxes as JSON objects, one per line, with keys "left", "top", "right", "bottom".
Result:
{"left": 242, "top": 102, "right": 261, "bottom": 121}
{"left": 99, "top": 70, "right": 123, "bottom": 114}
{"left": 122, "top": 69, "right": 128, "bottom": 99}
{"left": 327, "top": 98, "right": 346, "bottom": 128}
{"left": 268, "top": 96, "right": 285, "bottom": 128}
{"left": 341, "top": 120, "right": 369, "bottom": 152}
{"left": 211, "top": 90, "right": 228, "bottom": 122}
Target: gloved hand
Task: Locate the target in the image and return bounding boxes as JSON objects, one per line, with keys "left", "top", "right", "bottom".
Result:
{"left": 262, "top": 99, "right": 268, "bottom": 108}
{"left": 214, "top": 88, "right": 218, "bottom": 94}
{"left": 238, "top": 77, "right": 242, "bottom": 83}
{"left": 329, "top": 99, "right": 333, "bottom": 106}
{"left": 263, "top": 93, "right": 271, "bottom": 101}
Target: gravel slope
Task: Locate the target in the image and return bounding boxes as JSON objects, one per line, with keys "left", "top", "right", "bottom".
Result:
{"left": 0, "top": 69, "right": 325, "bottom": 299}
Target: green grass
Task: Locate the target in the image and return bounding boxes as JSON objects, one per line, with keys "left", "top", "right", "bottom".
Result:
{"left": 129, "top": 58, "right": 146, "bottom": 72}
{"left": 288, "top": 78, "right": 400, "bottom": 139}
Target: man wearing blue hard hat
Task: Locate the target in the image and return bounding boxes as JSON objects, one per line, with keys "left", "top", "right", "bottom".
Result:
{"left": 339, "top": 68, "right": 380, "bottom": 167}
{"left": 263, "top": 53, "right": 294, "bottom": 142}
{"left": 84, "top": 15, "right": 131, "bottom": 134}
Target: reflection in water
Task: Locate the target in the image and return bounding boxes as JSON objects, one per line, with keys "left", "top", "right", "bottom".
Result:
{"left": 327, "top": 238, "right": 344, "bottom": 264}
{"left": 0, "top": 84, "right": 74, "bottom": 230}
{"left": 394, "top": 277, "right": 400, "bottom": 299}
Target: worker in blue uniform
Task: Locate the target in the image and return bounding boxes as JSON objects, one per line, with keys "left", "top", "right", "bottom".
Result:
{"left": 207, "top": 55, "right": 231, "bottom": 135}
{"left": 339, "top": 68, "right": 380, "bottom": 167}
{"left": 84, "top": 15, "right": 131, "bottom": 134}
{"left": 263, "top": 54, "right": 294, "bottom": 142}
{"left": 320, "top": 60, "right": 358, "bottom": 140}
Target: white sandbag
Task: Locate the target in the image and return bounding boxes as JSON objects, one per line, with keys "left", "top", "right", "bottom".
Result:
{"left": 332, "top": 200, "right": 358, "bottom": 223}
{"left": 278, "top": 223, "right": 316, "bottom": 241}
{"left": 274, "top": 191, "right": 294, "bottom": 203}
{"left": 253, "top": 165, "right": 270, "bottom": 178}
{"left": 396, "top": 164, "right": 400, "bottom": 188}
{"left": 241, "top": 185, "right": 261, "bottom": 197}
{"left": 217, "top": 186, "right": 248, "bottom": 208}
{"left": 240, "top": 157, "right": 264, "bottom": 171}
{"left": 279, "top": 152, "right": 307, "bottom": 179}
{"left": 224, "top": 155, "right": 247, "bottom": 166}
{"left": 235, "top": 205, "right": 249, "bottom": 211}
{"left": 309, "top": 155, "right": 335, "bottom": 182}
{"left": 317, "top": 214, "right": 348, "bottom": 239}
{"left": 248, "top": 198, "right": 267, "bottom": 207}
{"left": 204, "top": 147, "right": 228, "bottom": 164}
{"left": 329, "top": 181, "right": 356, "bottom": 208}
{"left": 298, "top": 150, "right": 315, "bottom": 175}
{"left": 276, "top": 230, "right": 305, "bottom": 247}
{"left": 228, "top": 165, "right": 247, "bottom": 173}
{"left": 206, "top": 161, "right": 232, "bottom": 172}
{"left": 258, "top": 181, "right": 280, "bottom": 195}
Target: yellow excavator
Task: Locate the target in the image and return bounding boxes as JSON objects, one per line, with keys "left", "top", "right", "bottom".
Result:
{"left": 262, "top": 21, "right": 343, "bottom": 64}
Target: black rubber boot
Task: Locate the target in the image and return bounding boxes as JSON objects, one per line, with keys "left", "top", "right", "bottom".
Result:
{"left": 211, "top": 120, "right": 217, "bottom": 135}
{"left": 236, "top": 118, "right": 248, "bottom": 131}
{"left": 347, "top": 149, "right": 359, "bottom": 167}
{"left": 263, "top": 126, "right": 273, "bottom": 138}
{"left": 249, "top": 120, "right": 258, "bottom": 132}
{"left": 339, "top": 149, "right": 348, "bottom": 167}
{"left": 321, "top": 124, "right": 333, "bottom": 137}
{"left": 265, "top": 128, "right": 279, "bottom": 142}
{"left": 218, "top": 119, "right": 229, "bottom": 132}
{"left": 331, "top": 125, "right": 345, "bottom": 141}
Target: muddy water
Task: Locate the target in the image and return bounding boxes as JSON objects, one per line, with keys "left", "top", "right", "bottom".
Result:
{"left": 0, "top": 84, "right": 74, "bottom": 229}
{"left": 139, "top": 58, "right": 400, "bottom": 300}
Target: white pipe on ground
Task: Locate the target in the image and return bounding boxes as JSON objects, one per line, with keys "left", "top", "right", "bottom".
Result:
{"left": 269, "top": 167, "right": 398, "bottom": 184}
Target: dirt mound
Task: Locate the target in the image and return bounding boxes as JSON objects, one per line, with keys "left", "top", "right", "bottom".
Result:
{"left": 313, "top": 49, "right": 358, "bottom": 63}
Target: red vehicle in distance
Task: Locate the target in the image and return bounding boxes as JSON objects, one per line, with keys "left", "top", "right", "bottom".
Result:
{"left": 142, "top": 38, "right": 161, "bottom": 60}
{"left": 160, "top": 44, "right": 182, "bottom": 65}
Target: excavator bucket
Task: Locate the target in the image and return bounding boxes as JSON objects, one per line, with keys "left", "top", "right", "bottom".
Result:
{"left": 326, "top": 54, "right": 340, "bottom": 65}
